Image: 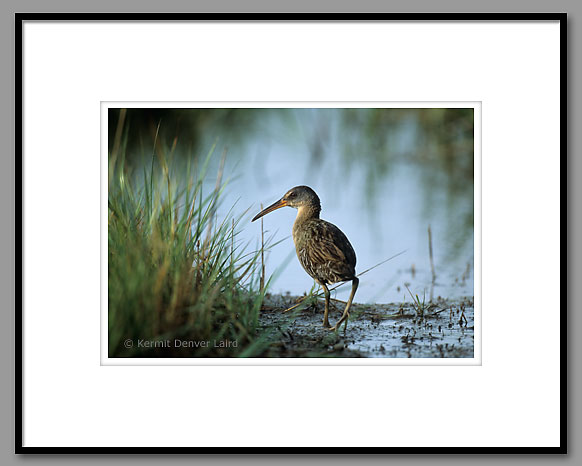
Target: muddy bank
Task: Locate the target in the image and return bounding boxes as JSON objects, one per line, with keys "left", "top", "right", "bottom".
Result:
{"left": 258, "top": 294, "right": 474, "bottom": 358}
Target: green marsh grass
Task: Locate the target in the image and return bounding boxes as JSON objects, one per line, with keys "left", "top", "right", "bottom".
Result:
{"left": 108, "top": 135, "right": 273, "bottom": 357}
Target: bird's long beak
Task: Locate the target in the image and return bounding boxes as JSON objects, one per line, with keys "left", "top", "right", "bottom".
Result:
{"left": 251, "top": 198, "right": 287, "bottom": 222}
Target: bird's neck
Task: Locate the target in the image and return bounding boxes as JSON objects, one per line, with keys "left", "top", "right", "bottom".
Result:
{"left": 294, "top": 204, "right": 321, "bottom": 225}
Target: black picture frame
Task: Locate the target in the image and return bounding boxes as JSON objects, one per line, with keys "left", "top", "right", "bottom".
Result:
{"left": 15, "top": 12, "right": 567, "bottom": 454}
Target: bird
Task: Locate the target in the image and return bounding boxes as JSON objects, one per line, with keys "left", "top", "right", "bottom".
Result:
{"left": 252, "top": 185, "right": 358, "bottom": 332}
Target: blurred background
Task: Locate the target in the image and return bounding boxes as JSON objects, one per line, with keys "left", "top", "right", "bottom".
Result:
{"left": 109, "top": 107, "right": 474, "bottom": 304}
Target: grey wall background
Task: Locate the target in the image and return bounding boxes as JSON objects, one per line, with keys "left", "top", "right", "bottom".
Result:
{"left": 2, "top": 0, "right": 578, "bottom": 464}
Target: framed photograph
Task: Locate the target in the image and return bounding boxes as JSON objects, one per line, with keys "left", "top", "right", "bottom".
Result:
{"left": 17, "top": 13, "right": 566, "bottom": 452}
{"left": 102, "top": 102, "right": 480, "bottom": 364}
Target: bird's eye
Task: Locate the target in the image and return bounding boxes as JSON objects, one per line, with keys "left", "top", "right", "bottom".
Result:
{"left": 288, "top": 192, "right": 296, "bottom": 198}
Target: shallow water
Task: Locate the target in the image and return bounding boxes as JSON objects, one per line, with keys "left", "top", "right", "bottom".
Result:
{"left": 206, "top": 109, "right": 474, "bottom": 304}
{"left": 259, "top": 294, "right": 474, "bottom": 358}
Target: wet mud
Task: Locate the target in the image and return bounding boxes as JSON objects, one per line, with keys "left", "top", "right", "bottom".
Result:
{"left": 258, "top": 294, "right": 475, "bottom": 358}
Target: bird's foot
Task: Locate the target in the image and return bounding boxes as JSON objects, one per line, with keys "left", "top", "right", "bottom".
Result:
{"left": 323, "top": 320, "right": 332, "bottom": 329}
{"left": 329, "top": 319, "right": 349, "bottom": 333}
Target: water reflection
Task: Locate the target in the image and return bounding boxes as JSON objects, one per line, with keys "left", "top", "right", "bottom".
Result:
{"left": 111, "top": 107, "right": 474, "bottom": 304}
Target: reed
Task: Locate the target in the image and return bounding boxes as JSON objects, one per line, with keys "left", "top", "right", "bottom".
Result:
{"left": 108, "top": 126, "right": 271, "bottom": 357}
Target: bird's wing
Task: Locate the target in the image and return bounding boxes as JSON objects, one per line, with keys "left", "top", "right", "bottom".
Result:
{"left": 301, "top": 220, "right": 356, "bottom": 282}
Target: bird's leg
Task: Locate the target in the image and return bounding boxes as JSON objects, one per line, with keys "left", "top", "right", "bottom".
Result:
{"left": 330, "top": 277, "right": 359, "bottom": 332}
{"left": 317, "top": 281, "right": 332, "bottom": 328}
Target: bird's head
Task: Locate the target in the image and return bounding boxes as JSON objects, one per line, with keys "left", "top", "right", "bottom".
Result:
{"left": 252, "top": 186, "right": 320, "bottom": 222}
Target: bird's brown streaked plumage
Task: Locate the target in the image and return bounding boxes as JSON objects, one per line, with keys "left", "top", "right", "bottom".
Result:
{"left": 252, "top": 185, "right": 358, "bottom": 332}
{"left": 294, "top": 218, "right": 356, "bottom": 285}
